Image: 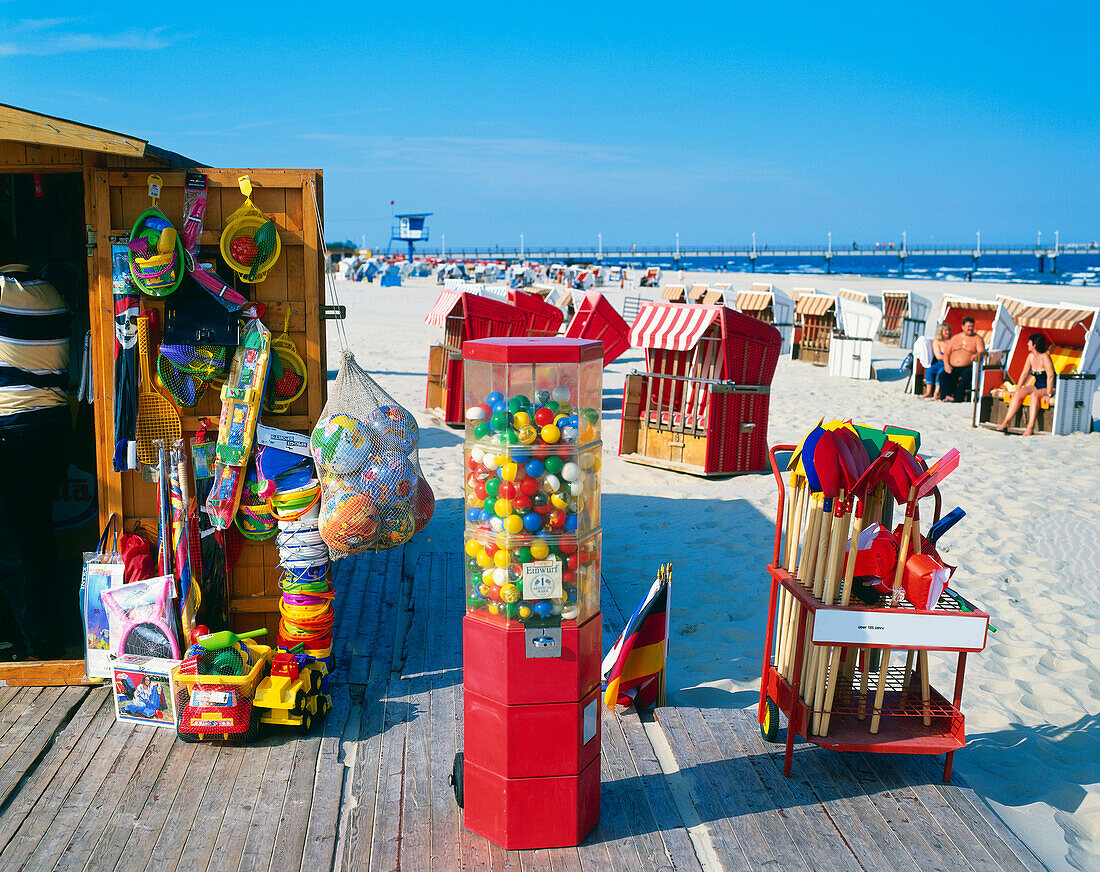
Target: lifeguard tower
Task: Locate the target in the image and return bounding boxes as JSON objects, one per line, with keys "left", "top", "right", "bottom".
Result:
{"left": 390, "top": 211, "right": 432, "bottom": 260}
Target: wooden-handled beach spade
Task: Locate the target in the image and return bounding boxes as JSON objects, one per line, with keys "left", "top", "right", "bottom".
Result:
{"left": 817, "top": 442, "right": 899, "bottom": 736}
{"left": 809, "top": 426, "right": 870, "bottom": 734}
{"left": 869, "top": 448, "right": 960, "bottom": 733}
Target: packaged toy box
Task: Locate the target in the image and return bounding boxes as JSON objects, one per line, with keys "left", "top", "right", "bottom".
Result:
{"left": 111, "top": 655, "right": 181, "bottom": 729}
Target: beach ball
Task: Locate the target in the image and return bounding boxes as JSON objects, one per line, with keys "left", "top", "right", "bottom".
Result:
{"left": 311, "top": 413, "right": 369, "bottom": 475}
{"left": 362, "top": 450, "right": 417, "bottom": 503}
{"left": 412, "top": 476, "right": 435, "bottom": 532}
{"left": 319, "top": 491, "right": 379, "bottom": 554}
{"left": 367, "top": 405, "right": 418, "bottom": 454}
{"left": 375, "top": 502, "right": 417, "bottom": 549}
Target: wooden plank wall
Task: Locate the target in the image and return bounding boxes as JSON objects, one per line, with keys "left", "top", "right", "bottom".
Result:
{"left": 87, "top": 168, "right": 327, "bottom": 635}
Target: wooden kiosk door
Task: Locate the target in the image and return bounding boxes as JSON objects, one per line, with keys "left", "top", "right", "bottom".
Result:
{"left": 88, "top": 168, "right": 328, "bottom": 640}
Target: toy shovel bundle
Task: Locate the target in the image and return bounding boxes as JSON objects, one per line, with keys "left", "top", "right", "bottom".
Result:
{"left": 205, "top": 318, "right": 272, "bottom": 529}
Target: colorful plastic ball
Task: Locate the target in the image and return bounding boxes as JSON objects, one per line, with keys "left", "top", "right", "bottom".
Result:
{"left": 466, "top": 404, "right": 490, "bottom": 422}
{"left": 512, "top": 494, "right": 532, "bottom": 511}
{"left": 466, "top": 507, "right": 481, "bottom": 522}
{"left": 551, "top": 385, "right": 570, "bottom": 403}
{"left": 465, "top": 539, "right": 482, "bottom": 557}
{"left": 476, "top": 550, "right": 493, "bottom": 568}
{"left": 311, "top": 413, "right": 369, "bottom": 475}
{"left": 561, "top": 426, "right": 579, "bottom": 443}
{"left": 319, "top": 491, "right": 378, "bottom": 554}
{"left": 492, "top": 567, "right": 508, "bottom": 586}
{"left": 504, "top": 514, "right": 525, "bottom": 535}
{"left": 482, "top": 454, "right": 499, "bottom": 472}
{"left": 376, "top": 502, "right": 417, "bottom": 548}
{"left": 544, "top": 400, "right": 561, "bottom": 414}
{"left": 500, "top": 583, "right": 520, "bottom": 604}
{"left": 367, "top": 405, "right": 418, "bottom": 454}
{"left": 473, "top": 422, "right": 491, "bottom": 440}
{"left": 530, "top": 542, "right": 550, "bottom": 560}
{"left": 489, "top": 411, "right": 509, "bottom": 432}
{"left": 507, "top": 397, "right": 525, "bottom": 414}
{"left": 487, "top": 391, "right": 504, "bottom": 405}
{"left": 484, "top": 478, "right": 500, "bottom": 499}
{"left": 547, "top": 509, "right": 566, "bottom": 529}
{"left": 541, "top": 424, "right": 560, "bottom": 444}
{"left": 493, "top": 548, "right": 511, "bottom": 568}
{"left": 499, "top": 461, "right": 518, "bottom": 482}
{"left": 522, "top": 459, "right": 543, "bottom": 478}
{"left": 494, "top": 498, "right": 512, "bottom": 518}
{"left": 532, "top": 388, "right": 550, "bottom": 404}
{"left": 513, "top": 424, "right": 535, "bottom": 444}
{"left": 523, "top": 512, "right": 543, "bottom": 532}
{"left": 560, "top": 462, "right": 579, "bottom": 482}
{"left": 534, "top": 407, "right": 555, "bottom": 427}
{"left": 517, "top": 476, "right": 539, "bottom": 497}
{"left": 513, "top": 411, "right": 531, "bottom": 427}
{"left": 518, "top": 602, "right": 533, "bottom": 620}
{"left": 542, "top": 474, "right": 562, "bottom": 493}
{"left": 550, "top": 493, "right": 568, "bottom": 511}
{"left": 533, "top": 600, "right": 553, "bottom": 615}
{"left": 559, "top": 536, "right": 578, "bottom": 554}
{"left": 489, "top": 516, "right": 503, "bottom": 532}
{"left": 543, "top": 456, "right": 564, "bottom": 475}
{"left": 516, "top": 546, "right": 533, "bottom": 563}
{"left": 564, "top": 514, "right": 578, "bottom": 532}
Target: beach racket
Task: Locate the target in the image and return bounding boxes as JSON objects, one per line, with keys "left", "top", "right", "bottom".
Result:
{"left": 135, "top": 316, "right": 182, "bottom": 466}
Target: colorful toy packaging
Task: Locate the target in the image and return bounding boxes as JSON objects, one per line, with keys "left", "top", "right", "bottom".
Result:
{"left": 113, "top": 655, "right": 180, "bottom": 729}
{"left": 311, "top": 352, "right": 435, "bottom": 558}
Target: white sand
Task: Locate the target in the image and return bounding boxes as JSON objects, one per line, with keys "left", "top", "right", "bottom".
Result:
{"left": 327, "top": 271, "right": 1100, "bottom": 872}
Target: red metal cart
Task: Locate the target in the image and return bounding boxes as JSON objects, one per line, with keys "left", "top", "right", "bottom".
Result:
{"left": 619, "top": 302, "right": 781, "bottom": 476}
{"left": 759, "top": 445, "right": 990, "bottom": 781}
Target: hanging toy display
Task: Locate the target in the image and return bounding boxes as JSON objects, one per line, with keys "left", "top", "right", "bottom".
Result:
{"left": 311, "top": 352, "right": 434, "bottom": 558}
{"left": 204, "top": 317, "right": 272, "bottom": 529}
{"left": 128, "top": 174, "right": 186, "bottom": 296}
{"left": 220, "top": 175, "right": 282, "bottom": 283}
{"left": 264, "top": 310, "right": 308, "bottom": 414}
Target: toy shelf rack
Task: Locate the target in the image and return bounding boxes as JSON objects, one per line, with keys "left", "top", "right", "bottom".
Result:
{"left": 759, "top": 445, "right": 990, "bottom": 782}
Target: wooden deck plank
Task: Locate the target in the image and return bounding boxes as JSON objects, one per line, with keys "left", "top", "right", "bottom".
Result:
{"left": 0, "top": 690, "right": 115, "bottom": 855}
{"left": 299, "top": 679, "right": 353, "bottom": 872}
{"left": 616, "top": 711, "right": 703, "bottom": 871}
{"left": 0, "top": 686, "right": 65, "bottom": 770}
{"left": 334, "top": 551, "right": 375, "bottom": 675}
{"left": 0, "top": 686, "right": 24, "bottom": 717}
{"left": 0, "top": 686, "right": 44, "bottom": 743}
{"left": 173, "top": 743, "right": 249, "bottom": 870}
{"left": 107, "top": 737, "right": 198, "bottom": 872}
{"left": 0, "top": 685, "right": 104, "bottom": 815}
{"left": 910, "top": 755, "right": 1048, "bottom": 872}
{"left": 238, "top": 734, "right": 298, "bottom": 872}
{"left": 654, "top": 706, "right": 755, "bottom": 871}
{"left": 268, "top": 730, "right": 323, "bottom": 871}
{"left": 399, "top": 675, "right": 431, "bottom": 872}
{"left": 600, "top": 711, "right": 677, "bottom": 870}
{"left": 336, "top": 681, "right": 387, "bottom": 870}
{"left": 701, "top": 705, "right": 850, "bottom": 872}
{"left": 76, "top": 724, "right": 179, "bottom": 872}
{"left": 837, "top": 749, "right": 976, "bottom": 872}
{"left": 742, "top": 709, "right": 921, "bottom": 872}
{"left": 206, "top": 740, "right": 273, "bottom": 871}
{"left": 18, "top": 720, "right": 156, "bottom": 872}
{"left": 365, "top": 550, "right": 405, "bottom": 685}
{"left": 368, "top": 678, "right": 411, "bottom": 872}
{"left": 143, "top": 743, "right": 230, "bottom": 872}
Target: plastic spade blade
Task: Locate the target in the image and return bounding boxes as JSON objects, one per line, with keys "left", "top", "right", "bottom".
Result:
{"left": 928, "top": 507, "right": 966, "bottom": 545}
{"left": 915, "top": 448, "right": 961, "bottom": 500}
{"left": 197, "top": 628, "right": 267, "bottom": 650}
{"left": 850, "top": 442, "right": 900, "bottom": 502}
{"left": 883, "top": 442, "right": 925, "bottom": 504}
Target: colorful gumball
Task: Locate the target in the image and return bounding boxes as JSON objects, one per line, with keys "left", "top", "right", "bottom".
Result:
{"left": 523, "top": 512, "right": 542, "bottom": 532}
{"left": 541, "top": 424, "right": 560, "bottom": 444}
{"left": 544, "top": 456, "right": 563, "bottom": 475}
{"left": 473, "top": 421, "right": 491, "bottom": 440}
{"left": 534, "top": 407, "right": 555, "bottom": 427}
{"left": 504, "top": 514, "right": 525, "bottom": 534}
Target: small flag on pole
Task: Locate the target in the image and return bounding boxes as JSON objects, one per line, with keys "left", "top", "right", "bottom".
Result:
{"left": 601, "top": 564, "right": 671, "bottom": 710}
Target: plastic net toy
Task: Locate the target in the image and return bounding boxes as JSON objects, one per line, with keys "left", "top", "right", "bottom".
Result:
{"left": 219, "top": 176, "right": 282, "bottom": 284}
{"left": 264, "top": 311, "right": 307, "bottom": 414}
{"left": 311, "top": 352, "right": 434, "bottom": 558}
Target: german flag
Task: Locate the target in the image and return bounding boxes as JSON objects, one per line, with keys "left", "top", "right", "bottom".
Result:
{"left": 601, "top": 567, "right": 670, "bottom": 710}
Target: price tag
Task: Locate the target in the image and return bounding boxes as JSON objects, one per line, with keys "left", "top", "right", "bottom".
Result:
{"left": 522, "top": 559, "right": 562, "bottom": 600}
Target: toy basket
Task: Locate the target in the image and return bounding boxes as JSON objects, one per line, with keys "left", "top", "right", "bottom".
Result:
{"left": 219, "top": 177, "right": 281, "bottom": 283}
{"left": 173, "top": 640, "right": 273, "bottom": 741}
{"left": 129, "top": 207, "right": 186, "bottom": 296}
{"left": 264, "top": 312, "right": 307, "bottom": 413}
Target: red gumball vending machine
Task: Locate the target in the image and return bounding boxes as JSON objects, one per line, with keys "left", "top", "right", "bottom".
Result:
{"left": 453, "top": 338, "right": 604, "bottom": 849}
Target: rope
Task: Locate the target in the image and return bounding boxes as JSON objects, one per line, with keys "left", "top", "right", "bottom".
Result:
{"left": 309, "top": 178, "right": 350, "bottom": 353}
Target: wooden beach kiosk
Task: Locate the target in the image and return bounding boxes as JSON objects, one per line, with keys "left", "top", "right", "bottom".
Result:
{"left": 976, "top": 298, "right": 1100, "bottom": 435}
{"left": 791, "top": 289, "right": 838, "bottom": 365}
{"left": 734, "top": 283, "right": 794, "bottom": 356}
{"left": 619, "top": 302, "right": 781, "bottom": 476}
{"left": 880, "top": 289, "right": 931, "bottom": 347}
{"left": 0, "top": 105, "right": 329, "bottom": 684}
{"left": 828, "top": 294, "right": 884, "bottom": 380}
{"left": 424, "top": 288, "right": 528, "bottom": 425}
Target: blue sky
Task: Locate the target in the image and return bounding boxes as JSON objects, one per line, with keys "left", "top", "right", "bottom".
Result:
{"left": 3, "top": 1, "right": 1098, "bottom": 248}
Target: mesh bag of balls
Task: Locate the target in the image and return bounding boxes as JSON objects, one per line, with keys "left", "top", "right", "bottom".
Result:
{"left": 310, "top": 352, "right": 435, "bottom": 557}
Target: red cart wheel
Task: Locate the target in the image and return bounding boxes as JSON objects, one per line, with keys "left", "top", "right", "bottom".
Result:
{"left": 761, "top": 697, "right": 780, "bottom": 743}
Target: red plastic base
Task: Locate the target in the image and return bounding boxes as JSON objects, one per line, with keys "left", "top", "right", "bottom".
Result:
{"left": 462, "top": 613, "right": 602, "bottom": 706}
{"left": 464, "top": 686, "right": 601, "bottom": 779}
{"left": 463, "top": 753, "right": 601, "bottom": 849}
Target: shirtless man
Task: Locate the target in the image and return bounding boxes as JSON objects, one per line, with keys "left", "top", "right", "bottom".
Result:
{"left": 941, "top": 316, "right": 986, "bottom": 403}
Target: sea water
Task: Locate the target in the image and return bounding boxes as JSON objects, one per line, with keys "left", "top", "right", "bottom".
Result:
{"left": 602, "top": 252, "right": 1100, "bottom": 287}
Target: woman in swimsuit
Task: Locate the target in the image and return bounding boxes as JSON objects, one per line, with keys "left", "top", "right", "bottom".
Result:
{"left": 997, "top": 333, "right": 1055, "bottom": 436}
{"left": 921, "top": 323, "right": 952, "bottom": 399}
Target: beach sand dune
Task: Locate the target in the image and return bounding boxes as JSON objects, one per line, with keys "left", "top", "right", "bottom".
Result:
{"left": 328, "top": 271, "right": 1100, "bottom": 872}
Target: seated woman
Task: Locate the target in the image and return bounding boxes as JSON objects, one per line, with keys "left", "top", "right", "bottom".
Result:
{"left": 921, "top": 323, "right": 952, "bottom": 399}
{"left": 997, "top": 333, "right": 1055, "bottom": 436}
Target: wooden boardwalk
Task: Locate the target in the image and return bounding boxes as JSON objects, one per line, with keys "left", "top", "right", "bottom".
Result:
{"left": 0, "top": 548, "right": 1045, "bottom": 872}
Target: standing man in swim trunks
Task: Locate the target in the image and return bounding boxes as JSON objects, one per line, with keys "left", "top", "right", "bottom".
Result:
{"left": 941, "top": 316, "right": 986, "bottom": 403}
